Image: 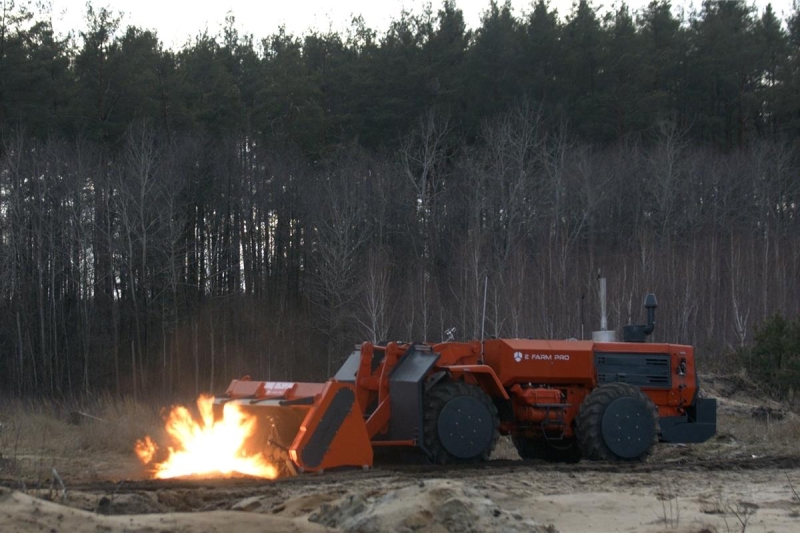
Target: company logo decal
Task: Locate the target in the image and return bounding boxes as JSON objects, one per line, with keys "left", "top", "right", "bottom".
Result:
{"left": 512, "top": 351, "right": 570, "bottom": 362}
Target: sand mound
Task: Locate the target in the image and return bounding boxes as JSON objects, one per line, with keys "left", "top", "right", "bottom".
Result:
{"left": 306, "top": 479, "right": 554, "bottom": 533}
{"left": 701, "top": 373, "right": 789, "bottom": 418}
{"left": 0, "top": 487, "right": 325, "bottom": 533}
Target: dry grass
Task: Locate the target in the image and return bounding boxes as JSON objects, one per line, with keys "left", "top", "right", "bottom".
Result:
{"left": 718, "top": 412, "right": 800, "bottom": 452}
{"left": 2, "top": 395, "right": 163, "bottom": 454}
{"left": 0, "top": 394, "right": 164, "bottom": 482}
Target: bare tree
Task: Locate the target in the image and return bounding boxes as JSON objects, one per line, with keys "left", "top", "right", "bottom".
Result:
{"left": 400, "top": 109, "right": 452, "bottom": 340}
{"left": 644, "top": 121, "right": 689, "bottom": 242}
{"left": 112, "top": 122, "right": 164, "bottom": 398}
{"left": 307, "top": 159, "right": 371, "bottom": 375}
{"left": 356, "top": 248, "right": 392, "bottom": 343}
{"left": 729, "top": 234, "right": 753, "bottom": 348}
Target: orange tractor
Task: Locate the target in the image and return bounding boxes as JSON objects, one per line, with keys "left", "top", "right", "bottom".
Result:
{"left": 215, "top": 295, "right": 716, "bottom": 472}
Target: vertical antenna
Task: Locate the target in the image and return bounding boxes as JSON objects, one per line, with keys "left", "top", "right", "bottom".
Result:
{"left": 480, "top": 275, "right": 488, "bottom": 363}
{"left": 580, "top": 293, "right": 585, "bottom": 340}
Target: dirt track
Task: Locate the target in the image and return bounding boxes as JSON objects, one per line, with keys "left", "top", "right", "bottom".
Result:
{"left": 22, "top": 453, "right": 800, "bottom": 493}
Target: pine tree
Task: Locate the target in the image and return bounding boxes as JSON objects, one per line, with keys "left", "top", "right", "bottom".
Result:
{"left": 638, "top": 1, "right": 686, "bottom": 129}
{"left": 688, "top": 0, "right": 759, "bottom": 147}
{"left": 753, "top": 4, "right": 788, "bottom": 135}
{"left": 522, "top": 0, "right": 562, "bottom": 110}
{"left": 777, "top": 2, "right": 800, "bottom": 133}
{"left": 601, "top": 4, "right": 643, "bottom": 137}
{"left": 467, "top": 1, "right": 525, "bottom": 130}
{"left": 562, "top": 0, "right": 604, "bottom": 138}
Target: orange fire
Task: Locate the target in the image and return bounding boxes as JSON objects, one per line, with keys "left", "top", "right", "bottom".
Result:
{"left": 135, "top": 395, "right": 278, "bottom": 479}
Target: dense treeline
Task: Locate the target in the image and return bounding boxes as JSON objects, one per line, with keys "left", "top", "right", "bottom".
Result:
{"left": 1, "top": 0, "right": 799, "bottom": 398}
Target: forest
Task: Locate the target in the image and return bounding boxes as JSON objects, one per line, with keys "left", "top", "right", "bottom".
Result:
{"left": 0, "top": 0, "right": 799, "bottom": 399}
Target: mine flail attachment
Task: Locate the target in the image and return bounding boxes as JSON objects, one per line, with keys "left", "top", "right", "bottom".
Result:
{"left": 216, "top": 378, "right": 373, "bottom": 475}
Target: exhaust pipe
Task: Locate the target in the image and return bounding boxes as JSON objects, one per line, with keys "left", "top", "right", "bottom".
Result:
{"left": 643, "top": 293, "right": 657, "bottom": 335}
{"left": 622, "top": 293, "right": 658, "bottom": 342}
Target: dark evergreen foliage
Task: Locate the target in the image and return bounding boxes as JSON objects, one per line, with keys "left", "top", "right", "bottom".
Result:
{"left": 739, "top": 314, "right": 800, "bottom": 398}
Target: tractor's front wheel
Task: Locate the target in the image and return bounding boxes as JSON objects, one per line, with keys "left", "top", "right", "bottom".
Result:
{"left": 576, "top": 382, "right": 658, "bottom": 461}
{"left": 423, "top": 381, "right": 499, "bottom": 464}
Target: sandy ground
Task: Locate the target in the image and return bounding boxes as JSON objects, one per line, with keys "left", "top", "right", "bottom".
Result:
{"left": 1, "top": 374, "right": 800, "bottom": 533}
{"left": 2, "top": 458, "right": 799, "bottom": 532}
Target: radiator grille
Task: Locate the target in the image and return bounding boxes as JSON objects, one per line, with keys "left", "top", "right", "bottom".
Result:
{"left": 595, "top": 352, "right": 672, "bottom": 388}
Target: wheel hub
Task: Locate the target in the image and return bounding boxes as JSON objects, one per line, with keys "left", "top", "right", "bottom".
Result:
{"left": 437, "top": 395, "right": 494, "bottom": 459}
{"left": 601, "top": 396, "right": 654, "bottom": 459}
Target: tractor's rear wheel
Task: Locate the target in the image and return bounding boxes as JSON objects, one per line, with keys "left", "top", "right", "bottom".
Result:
{"left": 576, "top": 382, "right": 658, "bottom": 461}
{"left": 512, "top": 435, "right": 582, "bottom": 463}
{"left": 423, "top": 381, "right": 499, "bottom": 464}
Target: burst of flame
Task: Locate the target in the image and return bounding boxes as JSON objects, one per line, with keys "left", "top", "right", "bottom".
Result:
{"left": 136, "top": 395, "right": 278, "bottom": 479}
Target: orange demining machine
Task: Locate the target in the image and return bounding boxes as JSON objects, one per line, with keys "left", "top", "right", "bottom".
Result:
{"left": 214, "top": 294, "right": 716, "bottom": 473}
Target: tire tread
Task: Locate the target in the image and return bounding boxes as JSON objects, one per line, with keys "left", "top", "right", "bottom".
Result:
{"left": 576, "top": 382, "right": 659, "bottom": 461}
{"left": 423, "top": 381, "right": 500, "bottom": 464}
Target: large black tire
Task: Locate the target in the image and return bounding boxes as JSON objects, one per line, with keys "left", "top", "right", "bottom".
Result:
{"left": 512, "top": 435, "right": 582, "bottom": 463}
{"left": 576, "top": 382, "right": 659, "bottom": 461}
{"left": 423, "top": 381, "right": 500, "bottom": 464}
